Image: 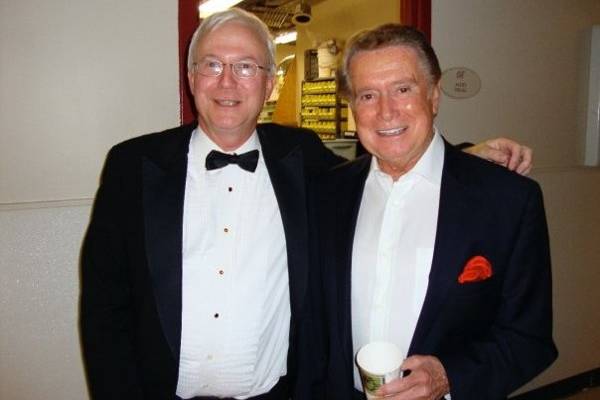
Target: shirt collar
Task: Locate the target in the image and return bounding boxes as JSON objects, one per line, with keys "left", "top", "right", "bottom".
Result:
{"left": 369, "top": 125, "right": 444, "bottom": 187}
{"left": 188, "top": 126, "right": 261, "bottom": 167}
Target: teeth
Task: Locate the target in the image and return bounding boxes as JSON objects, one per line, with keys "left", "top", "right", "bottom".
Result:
{"left": 216, "top": 99, "right": 239, "bottom": 106}
{"left": 377, "top": 127, "right": 407, "bottom": 136}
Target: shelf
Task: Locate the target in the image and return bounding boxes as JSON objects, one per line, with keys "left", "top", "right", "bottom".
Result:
{"left": 301, "top": 116, "right": 337, "bottom": 121}
{"left": 302, "top": 79, "right": 337, "bottom": 95}
{"left": 258, "top": 101, "right": 276, "bottom": 124}
{"left": 301, "top": 78, "right": 345, "bottom": 139}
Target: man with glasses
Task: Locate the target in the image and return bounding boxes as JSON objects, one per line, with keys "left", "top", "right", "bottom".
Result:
{"left": 81, "top": 9, "right": 341, "bottom": 400}
{"left": 80, "top": 8, "right": 534, "bottom": 400}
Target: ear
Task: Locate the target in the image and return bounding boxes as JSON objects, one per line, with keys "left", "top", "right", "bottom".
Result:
{"left": 264, "top": 74, "right": 276, "bottom": 101}
{"left": 346, "top": 97, "right": 360, "bottom": 135}
{"left": 431, "top": 81, "right": 441, "bottom": 116}
{"left": 187, "top": 70, "right": 195, "bottom": 93}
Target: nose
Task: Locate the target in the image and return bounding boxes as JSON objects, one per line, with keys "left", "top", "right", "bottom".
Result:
{"left": 217, "top": 64, "right": 237, "bottom": 88}
{"left": 377, "top": 94, "right": 395, "bottom": 121}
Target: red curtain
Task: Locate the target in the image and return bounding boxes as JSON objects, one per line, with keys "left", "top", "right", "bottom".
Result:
{"left": 179, "top": 0, "right": 199, "bottom": 125}
{"left": 400, "top": 0, "right": 431, "bottom": 43}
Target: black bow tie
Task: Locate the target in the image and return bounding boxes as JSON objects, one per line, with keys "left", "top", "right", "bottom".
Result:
{"left": 205, "top": 149, "right": 259, "bottom": 172}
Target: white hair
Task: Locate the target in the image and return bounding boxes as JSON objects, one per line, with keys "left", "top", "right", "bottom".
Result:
{"left": 186, "top": 7, "right": 275, "bottom": 75}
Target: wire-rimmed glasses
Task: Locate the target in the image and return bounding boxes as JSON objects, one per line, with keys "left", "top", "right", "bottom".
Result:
{"left": 192, "top": 59, "right": 269, "bottom": 78}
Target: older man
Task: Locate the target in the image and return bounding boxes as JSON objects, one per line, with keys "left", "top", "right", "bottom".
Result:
{"left": 80, "top": 8, "right": 343, "bottom": 400}
{"left": 80, "top": 8, "right": 536, "bottom": 400}
{"left": 311, "top": 25, "right": 557, "bottom": 400}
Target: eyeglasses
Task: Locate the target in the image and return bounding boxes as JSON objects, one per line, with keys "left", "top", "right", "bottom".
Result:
{"left": 192, "top": 59, "right": 269, "bottom": 78}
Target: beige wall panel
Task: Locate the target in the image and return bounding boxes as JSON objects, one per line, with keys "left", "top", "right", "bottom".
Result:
{"left": 432, "top": 0, "right": 600, "bottom": 393}
{"left": 0, "top": 0, "right": 179, "bottom": 203}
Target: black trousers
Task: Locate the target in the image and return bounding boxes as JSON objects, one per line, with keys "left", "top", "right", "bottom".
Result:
{"left": 177, "top": 375, "right": 289, "bottom": 400}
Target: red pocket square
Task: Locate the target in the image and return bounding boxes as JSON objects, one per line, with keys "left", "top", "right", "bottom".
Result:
{"left": 458, "top": 255, "right": 492, "bottom": 284}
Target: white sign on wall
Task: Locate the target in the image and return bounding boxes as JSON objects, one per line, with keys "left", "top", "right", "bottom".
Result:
{"left": 440, "top": 67, "right": 481, "bottom": 99}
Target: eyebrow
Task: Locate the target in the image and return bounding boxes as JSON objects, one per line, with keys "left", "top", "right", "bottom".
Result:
{"left": 355, "top": 78, "right": 418, "bottom": 92}
{"left": 198, "top": 54, "right": 260, "bottom": 63}
{"left": 391, "top": 77, "right": 418, "bottom": 85}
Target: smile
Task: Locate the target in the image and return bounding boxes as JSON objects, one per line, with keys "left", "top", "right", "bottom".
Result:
{"left": 376, "top": 126, "right": 408, "bottom": 136}
{"left": 214, "top": 99, "right": 240, "bottom": 106}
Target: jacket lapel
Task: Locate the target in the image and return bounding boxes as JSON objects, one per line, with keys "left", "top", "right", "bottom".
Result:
{"left": 142, "top": 126, "right": 193, "bottom": 361}
{"left": 408, "top": 141, "right": 479, "bottom": 354}
{"left": 336, "top": 155, "right": 372, "bottom": 373}
{"left": 258, "top": 126, "right": 309, "bottom": 318}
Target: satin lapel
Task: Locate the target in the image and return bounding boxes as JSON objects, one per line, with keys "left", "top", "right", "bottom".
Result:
{"left": 258, "top": 127, "right": 309, "bottom": 318}
{"left": 408, "top": 142, "right": 473, "bottom": 355}
{"left": 336, "top": 155, "right": 371, "bottom": 370}
{"left": 142, "top": 133, "right": 190, "bottom": 361}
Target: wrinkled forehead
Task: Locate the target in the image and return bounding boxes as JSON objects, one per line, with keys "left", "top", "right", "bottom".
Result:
{"left": 349, "top": 45, "right": 424, "bottom": 75}
{"left": 349, "top": 45, "right": 434, "bottom": 87}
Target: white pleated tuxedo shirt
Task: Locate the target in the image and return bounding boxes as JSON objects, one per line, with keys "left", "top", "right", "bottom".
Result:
{"left": 352, "top": 130, "right": 444, "bottom": 391}
{"left": 176, "top": 129, "right": 289, "bottom": 399}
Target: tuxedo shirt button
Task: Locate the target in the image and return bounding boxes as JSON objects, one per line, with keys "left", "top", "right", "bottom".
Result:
{"left": 224, "top": 228, "right": 229, "bottom": 233}
{"left": 218, "top": 269, "right": 224, "bottom": 275}
{"left": 214, "top": 313, "right": 219, "bottom": 318}
{"left": 228, "top": 187, "right": 233, "bottom": 192}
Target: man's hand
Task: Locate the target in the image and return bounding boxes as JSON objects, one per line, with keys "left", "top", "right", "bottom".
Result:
{"left": 375, "top": 355, "right": 449, "bottom": 400}
{"left": 464, "top": 138, "right": 533, "bottom": 175}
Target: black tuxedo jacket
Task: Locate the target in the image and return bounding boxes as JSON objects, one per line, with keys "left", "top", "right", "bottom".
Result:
{"left": 80, "top": 123, "right": 342, "bottom": 399}
{"left": 310, "top": 140, "right": 557, "bottom": 400}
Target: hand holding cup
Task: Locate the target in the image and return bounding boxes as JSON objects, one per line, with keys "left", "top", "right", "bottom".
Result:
{"left": 356, "top": 342, "right": 404, "bottom": 399}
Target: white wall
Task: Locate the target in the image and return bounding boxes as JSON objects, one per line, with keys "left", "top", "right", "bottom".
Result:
{"left": 0, "top": 0, "right": 179, "bottom": 203}
{"left": 0, "top": 0, "right": 179, "bottom": 398}
{"left": 0, "top": 202, "right": 91, "bottom": 400}
{"left": 525, "top": 167, "right": 600, "bottom": 392}
{"left": 432, "top": 0, "right": 600, "bottom": 393}
{"left": 434, "top": 1, "right": 600, "bottom": 168}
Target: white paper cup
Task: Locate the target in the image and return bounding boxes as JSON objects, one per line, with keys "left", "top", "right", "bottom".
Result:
{"left": 356, "top": 342, "right": 404, "bottom": 399}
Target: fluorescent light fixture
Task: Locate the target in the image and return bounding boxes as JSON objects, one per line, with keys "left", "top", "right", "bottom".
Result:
{"left": 199, "top": 0, "right": 244, "bottom": 19}
{"left": 274, "top": 31, "right": 297, "bottom": 44}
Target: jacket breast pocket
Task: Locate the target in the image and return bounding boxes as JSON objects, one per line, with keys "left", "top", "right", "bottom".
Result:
{"left": 442, "top": 276, "right": 503, "bottom": 336}
{"left": 452, "top": 274, "right": 501, "bottom": 298}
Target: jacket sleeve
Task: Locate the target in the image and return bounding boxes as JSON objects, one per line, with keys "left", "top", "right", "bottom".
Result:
{"left": 438, "top": 182, "right": 557, "bottom": 399}
{"left": 80, "top": 146, "right": 144, "bottom": 399}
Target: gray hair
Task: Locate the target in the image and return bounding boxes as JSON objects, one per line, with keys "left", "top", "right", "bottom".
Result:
{"left": 339, "top": 24, "right": 441, "bottom": 99}
{"left": 186, "top": 7, "right": 275, "bottom": 75}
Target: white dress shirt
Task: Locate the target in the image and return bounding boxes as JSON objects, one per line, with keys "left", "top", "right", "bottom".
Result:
{"left": 176, "top": 128, "right": 290, "bottom": 399}
{"left": 352, "top": 129, "right": 444, "bottom": 391}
